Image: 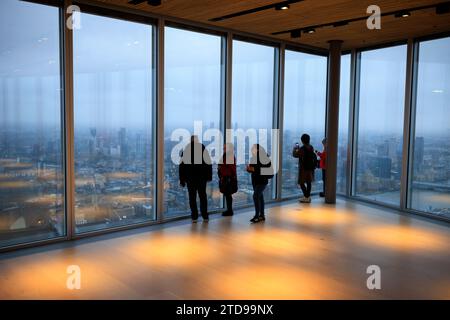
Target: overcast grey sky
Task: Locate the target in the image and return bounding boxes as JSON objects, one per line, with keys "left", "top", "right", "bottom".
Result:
{"left": 0, "top": 0, "right": 449, "bottom": 137}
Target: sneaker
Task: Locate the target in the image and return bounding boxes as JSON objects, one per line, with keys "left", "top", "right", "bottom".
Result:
{"left": 222, "top": 210, "right": 234, "bottom": 217}
{"left": 259, "top": 216, "right": 266, "bottom": 222}
{"left": 192, "top": 219, "right": 198, "bottom": 223}
{"left": 299, "top": 197, "right": 307, "bottom": 203}
{"left": 300, "top": 197, "right": 312, "bottom": 203}
{"left": 203, "top": 218, "right": 209, "bottom": 223}
{"left": 250, "top": 216, "right": 260, "bottom": 223}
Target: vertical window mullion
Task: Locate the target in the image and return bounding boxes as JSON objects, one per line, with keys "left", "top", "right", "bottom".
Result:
{"left": 405, "top": 41, "right": 419, "bottom": 211}
{"left": 63, "top": 0, "right": 75, "bottom": 240}
{"left": 156, "top": 18, "right": 165, "bottom": 223}
{"left": 224, "top": 32, "right": 233, "bottom": 138}
{"left": 400, "top": 39, "right": 417, "bottom": 210}
{"left": 349, "top": 50, "right": 361, "bottom": 197}
{"left": 276, "top": 45, "right": 285, "bottom": 201}
{"left": 219, "top": 34, "right": 228, "bottom": 210}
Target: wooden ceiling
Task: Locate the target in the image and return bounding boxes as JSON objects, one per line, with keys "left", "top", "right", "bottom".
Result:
{"left": 93, "top": 0, "right": 450, "bottom": 50}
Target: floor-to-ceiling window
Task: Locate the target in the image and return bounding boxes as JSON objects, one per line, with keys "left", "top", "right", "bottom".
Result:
{"left": 282, "top": 50, "right": 327, "bottom": 198}
{"left": 337, "top": 54, "right": 351, "bottom": 194}
{"left": 409, "top": 37, "right": 450, "bottom": 219}
{"left": 164, "top": 27, "right": 224, "bottom": 217}
{"left": 0, "top": 0, "right": 64, "bottom": 248}
{"left": 232, "top": 40, "right": 276, "bottom": 206}
{"left": 355, "top": 45, "right": 407, "bottom": 206}
{"left": 73, "top": 12, "right": 155, "bottom": 233}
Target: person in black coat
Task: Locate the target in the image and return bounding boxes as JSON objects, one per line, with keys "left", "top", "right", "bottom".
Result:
{"left": 179, "top": 135, "right": 213, "bottom": 223}
{"left": 246, "top": 144, "right": 273, "bottom": 223}
{"left": 293, "top": 134, "right": 316, "bottom": 203}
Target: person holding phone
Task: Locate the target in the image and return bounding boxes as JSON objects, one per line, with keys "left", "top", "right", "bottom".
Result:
{"left": 293, "top": 134, "right": 317, "bottom": 203}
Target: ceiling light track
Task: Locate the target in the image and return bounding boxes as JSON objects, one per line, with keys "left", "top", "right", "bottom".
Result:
{"left": 210, "top": 0, "right": 303, "bottom": 22}
{"left": 272, "top": 1, "right": 450, "bottom": 38}
{"left": 128, "top": 0, "right": 162, "bottom": 6}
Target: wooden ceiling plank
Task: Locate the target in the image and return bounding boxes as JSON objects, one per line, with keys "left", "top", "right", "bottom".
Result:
{"left": 91, "top": 0, "right": 450, "bottom": 50}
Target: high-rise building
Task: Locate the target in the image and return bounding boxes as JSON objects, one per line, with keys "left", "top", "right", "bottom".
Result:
{"left": 368, "top": 156, "right": 392, "bottom": 179}
{"left": 414, "top": 137, "right": 425, "bottom": 172}
{"left": 118, "top": 128, "right": 128, "bottom": 160}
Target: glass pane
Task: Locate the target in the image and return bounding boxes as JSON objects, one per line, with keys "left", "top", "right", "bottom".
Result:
{"left": 337, "top": 54, "right": 351, "bottom": 194}
{"left": 409, "top": 37, "right": 450, "bottom": 219}
{"left": 164, "top": 27, "right": 223, "bottom": 217}
{"left": 0, "top": 0, "right": 64, "bottom": 247}
{"left": 282, "top": 50, "right": 327, "bottom": 198}
{"left": 232, "top": 40, "right": 276, "bottom": 207}
{"left": 355, "top": 45, "right": 407, "bottom": 206}
{"left": 74, "top": 13, "right": 155, "bottom": 233}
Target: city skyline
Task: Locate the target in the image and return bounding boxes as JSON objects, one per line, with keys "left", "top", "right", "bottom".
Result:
{"left": 1, "top": 0, "right": 449, "bottom": 249}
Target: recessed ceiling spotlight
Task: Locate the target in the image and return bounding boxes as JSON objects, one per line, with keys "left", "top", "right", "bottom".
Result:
{"left": 276, "top": 4, "right": 290, "bottom": 10}
{"left": 304, "top": 28, "right": 316, "bottom": 34}
{"left": 394, "top": 11, "right": 411, "bottom": 18}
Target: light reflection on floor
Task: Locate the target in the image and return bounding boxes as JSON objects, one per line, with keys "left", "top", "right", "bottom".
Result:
{"left": 279, "top": 205, "right": 356, "bottom": 226}
{"left": 0, "top": 200, "right": 449, "bottom": 299}
{"left": 353, "top": 224, "right": 448, "bottom": 252}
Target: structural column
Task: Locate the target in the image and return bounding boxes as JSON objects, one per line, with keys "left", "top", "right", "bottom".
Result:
{"left": 325, "top": 40, "right": 343, "bottom": 204}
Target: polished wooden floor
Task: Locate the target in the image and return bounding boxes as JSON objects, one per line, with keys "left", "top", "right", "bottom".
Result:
{"left": 0, "top": 199, "right": 449, "bottom": 300}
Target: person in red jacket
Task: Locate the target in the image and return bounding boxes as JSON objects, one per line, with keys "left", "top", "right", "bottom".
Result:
{"left": 218, "top": 143, "right": 238, "bottom": 216}
{"left": 316, "top": 138, "right": 327, "bottom": 198}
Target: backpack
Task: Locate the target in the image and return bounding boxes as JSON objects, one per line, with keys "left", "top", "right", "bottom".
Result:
{"left": 301, "top": 146, "right": 318, "bottom": 171}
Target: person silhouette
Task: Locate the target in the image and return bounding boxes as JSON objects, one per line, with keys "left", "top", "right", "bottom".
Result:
{"left": 179, "top": 135, "right": 212, "bottom": 223}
